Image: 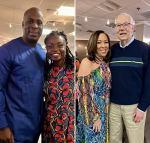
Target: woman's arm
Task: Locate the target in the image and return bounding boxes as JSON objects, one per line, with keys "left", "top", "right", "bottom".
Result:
{"left": 77, "top": 58, "right": 101, "bottom": 131}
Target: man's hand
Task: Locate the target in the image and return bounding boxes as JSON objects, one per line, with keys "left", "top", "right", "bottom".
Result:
{"left": 93, "top": 118, "right": 101, "bottom": 133}
{"left": 133, "top": 108, "right": 144, "bottom": 123}
{"left": 0, "top": 127, "right": 14, "bottom": 143}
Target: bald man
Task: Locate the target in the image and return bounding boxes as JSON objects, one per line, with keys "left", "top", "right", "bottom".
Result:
{"left": 0, "top": 7, "right": 46, "bottom": 143}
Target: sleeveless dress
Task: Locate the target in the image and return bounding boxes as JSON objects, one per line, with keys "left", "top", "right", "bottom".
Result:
{"left": 42, "top": 65, "right": 74, "bottom": 143}
{"left": 76, "top": 62, "right": 111, "bottom": 143}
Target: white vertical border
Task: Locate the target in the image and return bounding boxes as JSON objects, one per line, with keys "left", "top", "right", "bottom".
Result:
{"left": 74, "top": 0, "right": 76, "bottom": 142}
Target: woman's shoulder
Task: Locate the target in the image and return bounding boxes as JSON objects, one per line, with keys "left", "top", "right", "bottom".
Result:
{"left": 78, "top": 58, "right": 93, "bottom": 76}
{"left": 81, "top": 57, "right": 92, "bottom": 65}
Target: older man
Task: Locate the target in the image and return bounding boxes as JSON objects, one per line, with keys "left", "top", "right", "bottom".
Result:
{"left": 0, "top": 7, "right": 46, "bottom": 143}
{"left": 110, "top": 13, "right": 150, "bottom": 143}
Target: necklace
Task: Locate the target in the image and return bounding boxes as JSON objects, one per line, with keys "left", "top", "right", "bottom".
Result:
{"left": 95, "top": 55, "right": 102, "bottom": 63}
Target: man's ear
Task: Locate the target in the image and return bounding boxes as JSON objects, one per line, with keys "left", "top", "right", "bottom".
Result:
{"left": 132, "top": 25, "right": 134, "bottom": 34}
{"left": 22, "top": 21, "right": 24, "bottom": 28}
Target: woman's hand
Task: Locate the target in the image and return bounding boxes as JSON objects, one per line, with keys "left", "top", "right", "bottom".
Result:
{"left": 93, "top": 118, "right": 101, "bottom": 133}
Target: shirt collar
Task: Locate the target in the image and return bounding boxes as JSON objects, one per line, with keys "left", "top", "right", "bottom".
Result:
{"left": 119, "top": 36, "right": 135, "bottom": 48}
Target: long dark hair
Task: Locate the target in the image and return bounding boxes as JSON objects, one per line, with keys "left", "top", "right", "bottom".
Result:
{"left": 87, "top": 30, "right": 111, "bottom": 63}
{"left": 44, "top": 31, "right": 74, "bottom": 80}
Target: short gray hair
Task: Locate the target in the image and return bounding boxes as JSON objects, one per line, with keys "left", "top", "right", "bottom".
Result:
{"left": 115, "top": 13, "right": 135, "bottom": 25}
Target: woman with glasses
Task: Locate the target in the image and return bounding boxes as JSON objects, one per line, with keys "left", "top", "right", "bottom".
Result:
{"left": 42, "top": 31, "right": 74, "bottom": 143}
{"left": 76, "top": 30, "right": 111, "bottom": 143}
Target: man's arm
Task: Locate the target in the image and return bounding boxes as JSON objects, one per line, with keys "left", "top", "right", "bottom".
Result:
{"left": 134, "top": 45, "right": 150, "bottom": 123}
{"left": 138, "top": 46, "right": 150, "bottom": 111}
{"left": 0, "top": 45, "right": 14, "bottom": 143}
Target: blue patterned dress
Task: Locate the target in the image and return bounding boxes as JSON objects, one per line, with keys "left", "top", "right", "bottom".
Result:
{"left": 76, "top": 62, "right": 111, "bottom": 143}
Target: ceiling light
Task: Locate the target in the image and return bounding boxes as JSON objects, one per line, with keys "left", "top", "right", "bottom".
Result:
{"left": 57, "top": 6, "right": 75, "bottom": 16}
{"left": 103, "top": 1, "right": 118, "bottom": 10}
{"left": 85, "top": 17, "right": 87, "bottom": 21}
{"left": 55, "top": 11, "right": 58, "bottom": 15}
{"left": 70, "top": 32, "right": 75, "bottom": 35}
{"left": 97, "top": 0, "right": 121, "bottom": 13}
{"left": 86, "top": 51, "right": 88, "bottom": 55}
{"left": 10, "top": 23, "right": 11, "bottom": 28}
{"left": 42, "top": 29, "right": 52, "bottom": 35}
{"left": 107, "top": 20, "right": 110, "bottom": 25}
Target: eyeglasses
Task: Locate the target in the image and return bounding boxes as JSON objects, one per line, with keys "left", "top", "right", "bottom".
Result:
{"left": 115, "top": 23, "right": 132, "bottom": 29}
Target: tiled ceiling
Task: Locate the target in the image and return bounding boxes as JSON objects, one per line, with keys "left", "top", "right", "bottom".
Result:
{"left": 1, "top": 0, "right": 150, "bottom": 52}
{"left": 76, "top": 0, "right": 150, "bottom": 41}
{"left": 0, "top": 0, "right": 75, "bottom": 54}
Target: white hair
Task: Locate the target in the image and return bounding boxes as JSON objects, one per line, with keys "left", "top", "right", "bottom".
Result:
{"left": 115, "top": 13, "right": 135, "bottom": 25}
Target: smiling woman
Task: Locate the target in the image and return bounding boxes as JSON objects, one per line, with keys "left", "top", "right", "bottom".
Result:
{"left": 76, "top": 30, "right": 111, "bottom": 143}
{"left": 42, "top": 31, "right": 74, "bottom": 143}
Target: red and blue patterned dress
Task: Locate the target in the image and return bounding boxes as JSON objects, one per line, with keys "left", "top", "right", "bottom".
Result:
{"left": 42, "top": 65, "right": 74, "bottom": 143}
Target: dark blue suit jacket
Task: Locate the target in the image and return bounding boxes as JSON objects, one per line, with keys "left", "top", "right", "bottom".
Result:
{"left": 0, "top": 38, "right": 46, "bottom": 142}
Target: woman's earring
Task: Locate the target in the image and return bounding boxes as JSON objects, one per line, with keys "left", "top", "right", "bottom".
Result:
{"left": 48, "top": 59, "right": 53, "bottom": 64}
{"left": 48, "top": 59, "right": 51, "bottom": 64}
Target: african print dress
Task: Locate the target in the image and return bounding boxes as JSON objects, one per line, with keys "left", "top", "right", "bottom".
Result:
{"left": 76, "top": 62, "right": 111, "bottom": 143}
{"left": 42, "top": 65, "right": 74, "bottom": 143}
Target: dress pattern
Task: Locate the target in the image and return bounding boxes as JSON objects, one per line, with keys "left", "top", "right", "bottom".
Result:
{"left": 42, "top": 65, "right": 74, "bottom": 143}
{"left": 76, "top": 62, "right": 111, "bottom": 143}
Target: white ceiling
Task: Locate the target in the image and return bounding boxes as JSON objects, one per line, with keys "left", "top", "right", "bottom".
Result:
{"left": 76, "top": 0, "right": 150, "bottom": 41}
{"left": 0, "top": 0, "right": 74, "bottom": 53}
{"left": 1, "top": 0, "right": 150, "bottom": 51}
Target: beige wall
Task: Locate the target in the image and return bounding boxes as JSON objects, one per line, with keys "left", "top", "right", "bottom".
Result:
{"left": 76, "top": 40, "right": 88, "bottom": 61}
